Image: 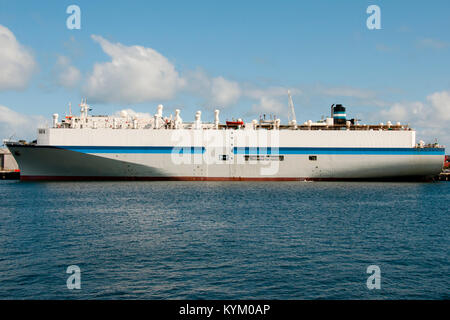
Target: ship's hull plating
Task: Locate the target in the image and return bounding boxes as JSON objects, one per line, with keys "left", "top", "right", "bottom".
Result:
{"left": 7, "top": 144, "right": 445, "bottom": 181}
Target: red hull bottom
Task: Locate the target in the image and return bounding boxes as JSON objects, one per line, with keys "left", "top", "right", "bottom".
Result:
{"left": 20, "top": 175, "right": 435, "bottom": 182}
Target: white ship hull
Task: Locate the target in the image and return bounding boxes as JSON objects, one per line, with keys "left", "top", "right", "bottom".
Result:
{"left": 6, "top": 129, "right": 445, "bottom": 181}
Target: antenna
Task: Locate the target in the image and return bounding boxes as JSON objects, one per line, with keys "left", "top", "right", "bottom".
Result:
{"left": 287, "top": 90, "right": 297, "bottom": 123}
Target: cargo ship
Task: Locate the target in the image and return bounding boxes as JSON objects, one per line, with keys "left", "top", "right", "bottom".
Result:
{"left": 5, "top": 96, "right": 445, "bottom": 181}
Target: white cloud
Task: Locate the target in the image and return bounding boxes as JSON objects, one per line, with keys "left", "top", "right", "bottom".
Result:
{"left": 184, "top": 72, "right": 299, "bottom": 112}
{"left": 0, "top": 105, "right": 46, "bottom": 141}
{"left": 113, "top": 108, "right": 152, "bottom": 118}
{"left": 83, "top": 35, "right": 184, "bottom": 104}
{"left": 54, "top": 56, "right": 81, "bottom": 89}
{"left": 210, "top": 77, "right": 241, "bottom": 106}
{"left": 380, "top": 101, "right": 424, "bottom": 122}
{"left": 0, "top": 25, "right": 36, "bottom": 91}
{"left": 245, "top": 86, "right": 300, "bottom": 117}
{"left": 250, "top": 96, "right": 286, "bottom": 116}
{"left": 81, "top": 36, "right": 298, "bottom": 110}
{"left": 380, "top": 92, "right": 450, "bottom": 124}
{"left": 427, "top": 91, "right": 450, "bottom": 121}
{"left": 184, "top": 70, "right": 241, "bottom": 107}
{"left": 377, "top": 90, "right": 450, "bottom": 146}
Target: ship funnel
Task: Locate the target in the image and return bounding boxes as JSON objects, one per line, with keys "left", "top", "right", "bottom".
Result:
{"left": 331, "top": 104, "right": 346, "bottom": 125}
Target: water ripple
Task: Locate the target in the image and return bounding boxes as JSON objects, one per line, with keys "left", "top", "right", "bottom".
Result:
{"left": 0, "top": 181, "right": 448, "bottom": 299}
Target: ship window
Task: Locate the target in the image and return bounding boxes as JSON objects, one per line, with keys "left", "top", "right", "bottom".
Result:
{"left": 309, "top": 155, "right": 317, "bottom": 161}
{"left": 38, "top": 129, "right": 46, "bottom": 134}
{"left": 220, "top": 155, "right": 229, "bottom": 161}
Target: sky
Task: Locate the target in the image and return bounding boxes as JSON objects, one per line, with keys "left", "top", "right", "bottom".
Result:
{"left": 0, "top": 0, "right": 449, "bottom": 147}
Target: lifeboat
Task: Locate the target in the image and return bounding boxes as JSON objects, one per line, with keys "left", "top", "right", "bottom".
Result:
{"left": 226, "top": 120, "right": 244, "bottom": 127}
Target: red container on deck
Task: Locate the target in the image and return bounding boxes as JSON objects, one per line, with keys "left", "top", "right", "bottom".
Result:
{"left": 226, "top": 121, "right": 244, "bottom": 127}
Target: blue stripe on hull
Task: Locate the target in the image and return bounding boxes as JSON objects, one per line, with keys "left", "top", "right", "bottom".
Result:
{"left": 55, "top": 146, "right": 445, "bottom": 155}
{"left": 57, "top": 146, "right": 205, "bottom": 154}
{"left": 234, "top": 147, "right": 445, "bottom": 155}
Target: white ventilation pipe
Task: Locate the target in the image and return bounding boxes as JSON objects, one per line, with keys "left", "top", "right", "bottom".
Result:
{"left": 214, "top": 110, "right": 220, "bottom": 129}
{"left": 174, "top": 109, "right": 182, "bottom": 129}
{"left": 194, "top": 111, "right": 202, "bottom": 130}
{"left": 52, "top": 114, "right": 59, "bottom": 128}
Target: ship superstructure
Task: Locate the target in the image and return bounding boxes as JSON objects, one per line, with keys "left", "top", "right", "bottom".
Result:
{"left": 5, "top": 97, "right": 445, "bottom": 181}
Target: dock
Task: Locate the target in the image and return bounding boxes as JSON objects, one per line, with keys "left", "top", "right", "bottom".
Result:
{"left": 1, "top": 148, "right": 20, "bottom": 180}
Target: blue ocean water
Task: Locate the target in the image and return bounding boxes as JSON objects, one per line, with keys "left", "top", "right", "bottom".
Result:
{"left": 0, "top": 180, "right": 448, "bottom": 299}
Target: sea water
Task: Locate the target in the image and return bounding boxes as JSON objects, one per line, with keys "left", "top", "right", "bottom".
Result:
{"left": 0, "top": 181, "right": 448, "bottom": 299}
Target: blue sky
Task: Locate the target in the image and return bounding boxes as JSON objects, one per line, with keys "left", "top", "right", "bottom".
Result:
{"left": 0, "top": 0, "right": 449, "bottom": 146}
